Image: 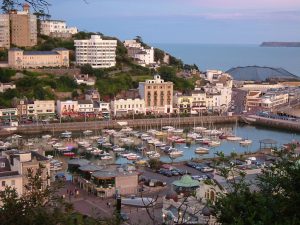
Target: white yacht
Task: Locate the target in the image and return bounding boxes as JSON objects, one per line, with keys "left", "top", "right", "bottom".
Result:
{"left": 195, "top": 147, "right": 209, "bottom": 154}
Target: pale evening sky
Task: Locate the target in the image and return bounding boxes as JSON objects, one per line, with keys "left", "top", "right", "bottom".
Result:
{"left": 47, "top": 0, "right": 300, "bottom": 44}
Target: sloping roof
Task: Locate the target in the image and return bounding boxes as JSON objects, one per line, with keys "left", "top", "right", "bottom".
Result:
{"left": 172, "top": 175, "right": 200, "bottom": 188}
{"left": 23, "top": 51, "right": 59, "bottom": 56}
{"left": 226, "top": 66, "right": 298, "bottom": 81}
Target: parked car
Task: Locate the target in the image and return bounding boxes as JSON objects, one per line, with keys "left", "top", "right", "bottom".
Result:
{"left": 201, "top": 166, "right": 214, "bottom": 172}
{"left": 120, "top": 212, "right": 129, "bottom": 221}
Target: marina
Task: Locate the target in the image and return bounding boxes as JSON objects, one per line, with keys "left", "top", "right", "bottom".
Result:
{"left": 1, "top": 123, "right": 299, "bottom": 166}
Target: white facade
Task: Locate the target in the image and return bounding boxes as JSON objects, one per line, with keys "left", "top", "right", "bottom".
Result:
{"left": 134, "top": 47, "right": 155, "bottom": 66}
{"left": 26, "top": 100, "right": 55, "bottom": 117}
{"left": 56, "top": 100, "right": 79, "bottom": 116}
{"left": 0, "top": 83, "right": 16, "bottom": 93}
{"left": 0, "top": 108, "right": 18, "bottom": 118}
{"left": 111, "top": 98, "right": 145, "bottom": 116}
{"left": 74, "top": 74, "right": 95, "bottom": 86}
{"left": 40, "top": 20, "right": 78, "bottom": 36}
{"left": 75, "top": 35, "right": 117, "bottom": 68}
{"left": 124, "top": 40, "right": 142, "bottom": 48}
{"left": 78, "top": 100, "right": 94, "bottom": 113}
{"left": 0, "top": 14, "right": 10, "bottom": 48}
{"left": 124, "top": 39, "right": 155, "bottom": 66}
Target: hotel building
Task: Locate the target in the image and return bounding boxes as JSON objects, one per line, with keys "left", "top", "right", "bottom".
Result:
{"left": 138, "top": 75, "right": 173, "bottom": 114}
{"left": 8, "top": 47, "right": 69, "bottom": 69}
{"left": 74, "top": 35, "right": 117, "bottom": 68}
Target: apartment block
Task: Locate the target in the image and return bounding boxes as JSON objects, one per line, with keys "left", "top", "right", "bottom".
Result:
{"left": 75, "top": 35, "right": 117, "bottom": 68}
{"left": 9, "top": 4, "right": 37, "bottom": 47}
{"left": 110, "top": 98, "right": 145, "bottom": 116}
{"left": 0, "top": 14, "right": 10, "bottom": 48}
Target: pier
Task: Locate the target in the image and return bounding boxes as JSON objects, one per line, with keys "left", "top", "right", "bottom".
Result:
{"left": 0, "top": 115, "right": 239, "bottom": 136}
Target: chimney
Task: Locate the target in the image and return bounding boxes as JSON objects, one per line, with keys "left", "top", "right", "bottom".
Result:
{"left": 23, "top": 3, "right": 30, "bottom": 13}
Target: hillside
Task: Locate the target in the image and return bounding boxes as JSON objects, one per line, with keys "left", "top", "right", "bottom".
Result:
{"left": 0, "top": 33, "right": 199, "bottom": 107}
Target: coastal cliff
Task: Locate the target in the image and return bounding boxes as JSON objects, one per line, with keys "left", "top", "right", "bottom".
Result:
{"left": 260, "top": 42, "right": 300, "bottom": 47}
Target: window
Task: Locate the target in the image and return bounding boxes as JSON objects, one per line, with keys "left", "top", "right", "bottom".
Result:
{"left": 1, "top": 181, "right": 5, "bottom": 187}
{"left": 0, "top": 162, "right": 5, "bottom": 168}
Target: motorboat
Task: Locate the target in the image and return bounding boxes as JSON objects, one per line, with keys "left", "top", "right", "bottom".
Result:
{"left": 42, "top": 134, "right": 52, "bottom": 139}
{"left": 126, "top": 153, "right": 140, "bottom": 160}
{"left": 195, "top": 147, "right": 209, "bottom": 154}
{"left": 60, "top": 131, "right": 72, "bottom": 138}
{"left": 240, "top": 139, "right": 253, "bottom": 146}
{"left": 63, "top": 152, "right": 75, "bottom": 157}
{"left": 162, "top": 126, "right": 175, "bottom": 132}
{"left": 208, "top": 141, "right": 221, "bottom": 147}
{"left": 197, "top": 138, "right": 211, "bottom": 145}
{"left": 83, "top": 130, "right": 93, "bottom": 136}
{"left": 227, "top": 136, "right": 243, "bottom": 141}
{"left": 169, "top": 150, "right": 183, "bottom": 157}
{"left": 174, "top": 138, "right": 186, "bottom": 143}
{"left": 148, "top": 152, "right": 161, "bottom": 159}
{"left": 101, "top": 155, "right": 113, "bottom": 160}
{"left": 193, "top": 126, "right": 207, "bottom": 133}
{"left": 172, "top": 129, "right": 184, "bottom": 134}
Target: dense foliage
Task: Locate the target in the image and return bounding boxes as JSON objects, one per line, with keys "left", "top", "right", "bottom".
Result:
{"left": 213, "top": 149, "right": 300, "bottom": 225}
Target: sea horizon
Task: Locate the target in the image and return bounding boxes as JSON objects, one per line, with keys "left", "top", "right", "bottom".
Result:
{"left": 152, "top": 43, "right": 300, "bottom": 76}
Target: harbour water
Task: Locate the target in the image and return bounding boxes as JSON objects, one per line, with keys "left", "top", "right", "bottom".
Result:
{"left": 115, "top": 124, "right": 300, "bottom": 164}
{"left": 153, "top": 43, "right": 300, "bottom": 76}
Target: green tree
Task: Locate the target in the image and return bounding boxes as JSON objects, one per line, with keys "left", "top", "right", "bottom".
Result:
{"left": 213, "top": 149, "right": 300, "bottom": 225}
{"left": 80, "top": 64, "right": 94, "bottom": 75}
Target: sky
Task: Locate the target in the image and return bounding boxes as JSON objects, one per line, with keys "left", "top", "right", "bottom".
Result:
{"left": 47, "top": 0, "right": 300, "bottom": 44}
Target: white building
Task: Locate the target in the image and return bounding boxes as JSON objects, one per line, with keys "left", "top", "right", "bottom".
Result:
{"left": 56, "top": 100, "right": 78, "bottom": 117}
{"left": 124, "top": 40, "right": 142, "bottom": 48}
{"left": 40, "top": 20, "right": 78, "bottom": 36}
{"left": 78, "top": 100, "right": 94, "bottom": 114}
{"left": 110, "top": 98, "right": 145, "bottom": 116}
{"left": 74, "top": 74, "right": 95, "bottom": 86}
{"left": 134, "top": 47, "right": 155, "bottom": 66}
{"left": 26, "top": 100, "right": 55, "bottom": 117}
{"left": 0, "top": 157, "right": 23, "bottom": 197}
{"left": 75, "top": 35, "right": 117, "bottom": 68}
{"left": 0, "top": 108, "right": 18, "bottom": 118}
{"left": 0, "top": 14, "right": 10, "bottom": 48}
{"left": 124, "top": 39, "right": 155, "bottom": 66}
{"left": 0, "top": 82, "right": 16, "bottom": 93}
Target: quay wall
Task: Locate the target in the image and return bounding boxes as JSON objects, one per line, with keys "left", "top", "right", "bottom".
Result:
{"left": 0, "top": 116, "right": 239, "bottom": 136}
{"left": 242, "top": 116, "right": 300, "bottom": 133}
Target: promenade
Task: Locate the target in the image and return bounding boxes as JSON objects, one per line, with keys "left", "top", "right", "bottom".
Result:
{"left": 0, "top": 115, "right": 239, "bottom": 136}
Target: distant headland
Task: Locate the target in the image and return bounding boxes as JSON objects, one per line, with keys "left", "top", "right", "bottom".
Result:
{"left": 260, "top": 42, "right": 300, "bottom": 47}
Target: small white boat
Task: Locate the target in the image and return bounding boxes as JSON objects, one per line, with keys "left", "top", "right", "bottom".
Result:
{"left": 240, "top": 139, "right": 253, "bottom": 146}
{"left": 195, "top": 147, "right": 209, "bottom": 154}
{"left": 101, "top": 155, "right": 113, "bottom": 160}
{"left": 148, "top": 152, "right": 160, "bottom": 159}
{"left": 60, "top": 131, "right": 72, "bottom": 138}
{"left": 227, "top": 136, "right": 243, "bottom": 141}
{"left": 83, "top": 130, "right": 93, "bottom": 136}
{"left": 169, "top": 150, "right": 183, "bottom": 157}
{"left": 42, "top": 134, "right": 52, "bottom": 139}
{"left": 208, "top": 141, "right": 221, "bottom": 147}
{"left": 126, "top": 153, "right": 140, "bottom": 160}
{"left": 146, "top": 151, "right": 156, "bottom": 155}
{"left": 113, "top": 147, "right": 125, "bottom": 152}
{"left": 172, "top": 129, "right": 184, "bottom": 134}
{"left": 193, "top": 127, "right": 207, "bottom": 132}
{"left": 162, "top": 126, "right": 175, "bottom": 131}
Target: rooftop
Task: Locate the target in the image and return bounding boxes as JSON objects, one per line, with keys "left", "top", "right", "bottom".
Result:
{"left": 172, "top": 175, "right": 200, "bottom": 188}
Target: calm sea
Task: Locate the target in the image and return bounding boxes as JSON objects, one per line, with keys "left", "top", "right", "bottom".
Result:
{"left": 152, "top": 44, "right": 300, "bottom": 76}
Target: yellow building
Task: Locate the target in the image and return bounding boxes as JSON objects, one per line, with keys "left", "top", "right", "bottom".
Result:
{"left": 138, "top": 75, "right": 173, "bottom": 114}
{"left": 8, "top": 47, "right": 69, "bottom": 69}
